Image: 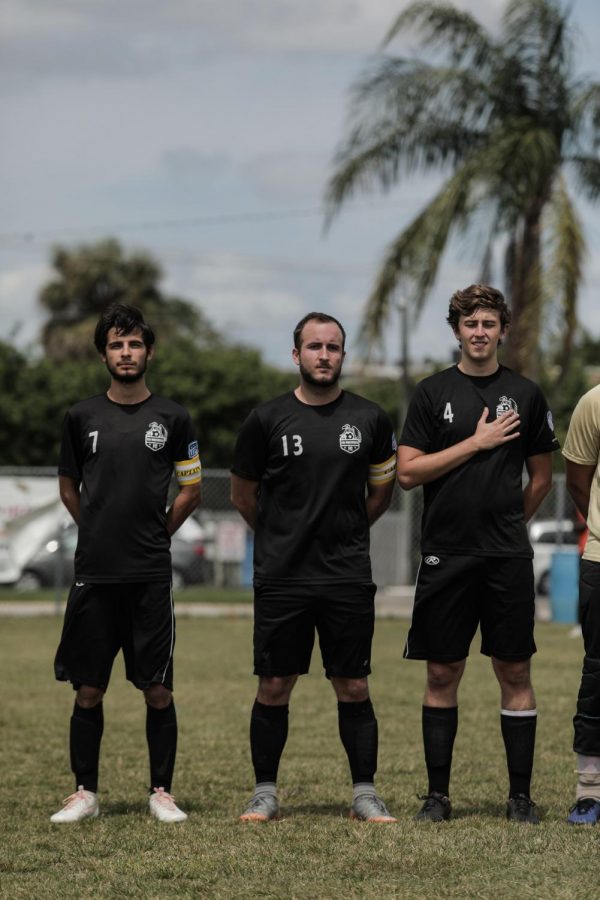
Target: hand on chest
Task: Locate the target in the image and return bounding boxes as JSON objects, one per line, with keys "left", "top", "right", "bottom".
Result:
{"left": 437, "top": 391, "right": 522, "bottom": 440}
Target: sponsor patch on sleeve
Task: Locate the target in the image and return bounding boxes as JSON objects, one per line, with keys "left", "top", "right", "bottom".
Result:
{"left": 188, "top": 440, "right": 199, "bottom": 459}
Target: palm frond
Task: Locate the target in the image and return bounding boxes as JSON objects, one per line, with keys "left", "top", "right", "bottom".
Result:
{"left": 383, "top": 1, "right": 494, "bottom": 70}
{"left": 324, "top": 59, "right": 492, "bottom": 226}
{"left": 569, "top": 83, "right": 600, "bottom": 150}
{"left": 543, "top": 172, "right": 586, "bottom": 379}
{"left": 567, "top": 156, "right": 600, "bottom": 202}
{"left": 358, "top": 165, "right": 476, "bottom": 352}
{"left": 502, "top": 0, "right": 574, "bottom": 112}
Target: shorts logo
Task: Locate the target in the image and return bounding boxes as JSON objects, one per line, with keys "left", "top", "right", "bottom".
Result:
{"left": 75, "top": 582, "right": 85, "bottom": 587}
{"left": 339, "top": 424, "right": 362, "bottom": 454}
{"left": 496, "top": 395, "right": 518, "bottom": 417}
{"left": 424, "top": 555, "right": 440, "bottom": 566}
{"left": 188, "top": 440, "right": 199, "bottom": 459}
{"left": 145, "top": 422, "right": 168, "bottom": 452}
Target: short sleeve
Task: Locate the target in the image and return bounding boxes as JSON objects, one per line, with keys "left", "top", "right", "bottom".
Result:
{"left": 563, "top": 390, "right": 600, "bottom": 465}
{"left": 368, "top": 407, "right": 397, "bottom": 485}
{"left": 399, "top": 385, "right": 433, "bottom": 452}
{"left": 231, "top": 410, "right": 268, "bottom": 481}
{"left": 172, "top": 410, "right": 201, "bottom": 486}
{"left": 58, "top": 411, "right": 83, "bottom": 480}
{"left": 525, "top": 386, "right": 560, "bottom": 457}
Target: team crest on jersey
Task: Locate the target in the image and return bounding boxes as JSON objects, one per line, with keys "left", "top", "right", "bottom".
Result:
{"left": 145, "top": 421, "right": 168, "bottom": 451}
{"left": 496, "top": 395, "right": 518, "bottom": 418}
{"left": 339, "top": 424, "right": 362, "bottom": 454}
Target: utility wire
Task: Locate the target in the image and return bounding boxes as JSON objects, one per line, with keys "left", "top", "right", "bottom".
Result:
{"left": 0, "top": 199, "right": 404, "bottom": 247}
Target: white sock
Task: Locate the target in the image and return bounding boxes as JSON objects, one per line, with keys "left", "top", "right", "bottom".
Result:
{"left": 575, "top": 754, "right": 600, "bottom": 802}
{"left": 255, "top": 781, "right": 277, "bottom": 797}
{"left": 352, "top": 782, "right": 376, "bottom": 801}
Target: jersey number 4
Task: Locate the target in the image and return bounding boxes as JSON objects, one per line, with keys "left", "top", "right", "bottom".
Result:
{"left": 443, "top": 403, "right": 454, "bottom": 424}
{"left": 281, "top": 434, "right": 303, "bottom": 456}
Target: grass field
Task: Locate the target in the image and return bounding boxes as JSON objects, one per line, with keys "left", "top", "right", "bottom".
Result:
{"left": 0, "top": 615, "right": 597, "bottom": 899}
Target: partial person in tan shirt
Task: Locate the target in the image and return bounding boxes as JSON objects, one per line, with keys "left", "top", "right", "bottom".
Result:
{"left": 562, "top": 383, "right": 600, "bottom": 824}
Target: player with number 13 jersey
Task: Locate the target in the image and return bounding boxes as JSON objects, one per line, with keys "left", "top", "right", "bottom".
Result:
{"left": 233, "top": 390, "right": 395, "bottom": 585}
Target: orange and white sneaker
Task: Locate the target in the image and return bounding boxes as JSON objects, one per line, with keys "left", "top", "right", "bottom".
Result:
{"left": 239, "top": 792, "right": 280, "bottom": 822}
{"left": 350, "top": 792, "right": 397, "bottom": 823}
{"left": 50, "top": 786, "right": 99, "bottom": 823}
{"left": 149, "top": 787, "right": 188, "bottom": 823}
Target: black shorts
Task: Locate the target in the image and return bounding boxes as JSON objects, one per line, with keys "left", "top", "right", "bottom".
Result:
{"left": 404, "top": 555, "right": 536, "bottom": 663}
{"left": 253, "top": 582, "right": 376, "bottom": 679}
{"left": 54, "top": 582, "right": 175, "bottom": 691}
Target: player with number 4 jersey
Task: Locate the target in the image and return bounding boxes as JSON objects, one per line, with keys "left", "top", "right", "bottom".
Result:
{"left": 398, "top": 284, "right": 559, "bottom": 825}
{"left": 231, "top": 312, "right": 397, "bottom": 824}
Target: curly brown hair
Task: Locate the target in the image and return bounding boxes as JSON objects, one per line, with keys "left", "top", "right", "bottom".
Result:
{"left": 446, "top": 284, "right": 511, "bottom": 331}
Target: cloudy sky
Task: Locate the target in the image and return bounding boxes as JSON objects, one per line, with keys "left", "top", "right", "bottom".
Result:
{"left": 2, "top": 0, "right": 600, "bottom": 371}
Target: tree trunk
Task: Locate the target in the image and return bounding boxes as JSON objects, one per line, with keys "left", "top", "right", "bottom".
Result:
{"left": 505, "top": 205, "right": 544, "bottom": 378}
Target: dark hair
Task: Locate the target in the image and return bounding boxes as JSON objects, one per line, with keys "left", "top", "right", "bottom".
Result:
{"left": 93, "top": 304, "right": 155, "bottom": 353}
{"left": 293, "top": 312, "right": 346, "bottom": 350}
{"left": 446, "top": 284, "right": 511, "bottom": 331}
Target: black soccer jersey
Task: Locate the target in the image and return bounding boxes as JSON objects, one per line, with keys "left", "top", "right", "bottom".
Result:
{"left": 400, "top": 365, "right": 559, "bottom": 557}
{"left": 58, "top": 394, "right": 200, "bottom": 583}
{"left": 231, "top": 390, "right": 396, "bottom": 585}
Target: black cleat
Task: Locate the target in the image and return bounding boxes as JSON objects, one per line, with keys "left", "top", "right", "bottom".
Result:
{"left": 506, "top": 794, "right": 540, "bottom": 824}
{"left": 414, "top": 791, "right": 452, "bottom": 822}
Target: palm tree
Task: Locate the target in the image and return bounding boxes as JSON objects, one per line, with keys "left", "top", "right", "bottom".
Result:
{"left": 325, "top": 0, "right": 600, "bottom": 378}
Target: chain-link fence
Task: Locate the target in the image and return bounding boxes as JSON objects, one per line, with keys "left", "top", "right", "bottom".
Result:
{"left": 0, "top": 467, "right": 577, "bottom": 590}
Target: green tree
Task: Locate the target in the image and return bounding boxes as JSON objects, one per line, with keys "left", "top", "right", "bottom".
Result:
{"left": 150, "top": 337, "right": 295, "bottom": 468}
{"left": 325, "top": 0, "right": 600, "bottom": 378}
{"left": 0, "top": 341, "right": 295, "bottom": 469}
{"left": 39, "top": 238, "right": 218, "bottom": 360}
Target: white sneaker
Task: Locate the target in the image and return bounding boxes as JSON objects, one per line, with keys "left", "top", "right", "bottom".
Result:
{"left": 50, "top": 786, "right": 99, "bottom": 823}
{"left": 149, "top": 787, "right": 188, "bottom": 823}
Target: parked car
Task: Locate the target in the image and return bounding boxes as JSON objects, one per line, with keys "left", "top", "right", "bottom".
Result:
{"left": 529, "top": 518, "right": 578, "bottom": 596}
{"left": 15, "top": 524, "right": 205, "bottom": 591}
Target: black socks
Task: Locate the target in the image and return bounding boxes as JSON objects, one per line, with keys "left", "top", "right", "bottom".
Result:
{"left": 70, "top": 701, "right": 104, "bottom": 793}
{"left": 146, "top": 701, "right": 178, "bottom": 793}
{"left": 250, "top": 700, "right": 289, "bottom": 784}
{"left": 501, "top": 710, "right": 537, "bottom": 798}
{"left": 422, "top": 705, "right": 458, "bottom": 797}
{"left": 338, "top": 698, "right": 378, "bottom": 784}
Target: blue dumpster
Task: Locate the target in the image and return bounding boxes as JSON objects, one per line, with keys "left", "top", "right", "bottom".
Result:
{"left": 241, "top": 533, "right": 254, "bottom": 587}
{"left": 549, "top": 549, "right": 579, "bottom": 623}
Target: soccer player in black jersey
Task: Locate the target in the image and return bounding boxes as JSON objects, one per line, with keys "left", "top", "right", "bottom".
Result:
{"left": 231, "top": 312, "right": 398, "bottom": 823}
{"left": 398, "top": 284, "right": 559, "bottom": 824}
{"left": 50, "top": 304, "right": 201, "bottom": 824}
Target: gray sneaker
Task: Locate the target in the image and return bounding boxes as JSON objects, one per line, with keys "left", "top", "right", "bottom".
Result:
{"left": 239, "top": 792, "right": 280, "bottom": 822}
{"left": 350, "top": 793, "right": 397, "bottom": 823}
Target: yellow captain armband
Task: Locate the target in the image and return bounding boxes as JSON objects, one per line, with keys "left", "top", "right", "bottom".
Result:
{"left": 175, "top": 454, "right": 202, "bottom": 486}
{"left": 368, "top": 455, "right": 396, "bottom": 485}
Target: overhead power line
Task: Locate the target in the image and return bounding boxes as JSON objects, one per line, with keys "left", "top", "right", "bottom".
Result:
{"left": 0, "top": 200, "right": 404, "bottom": 247}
